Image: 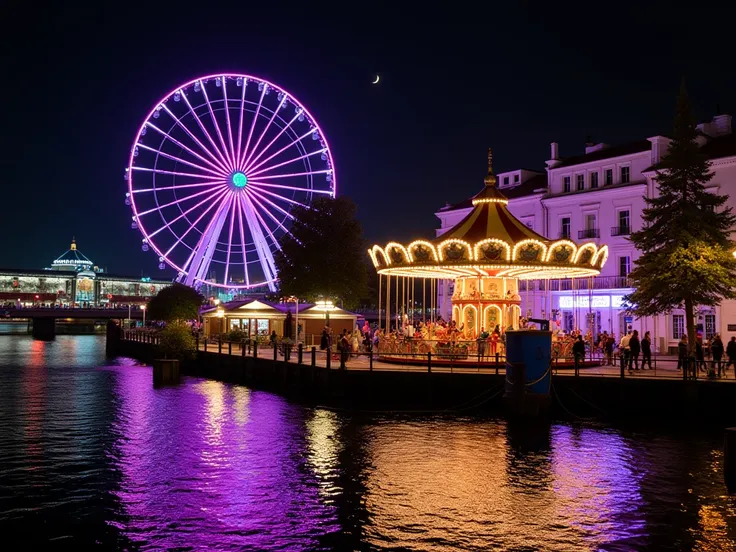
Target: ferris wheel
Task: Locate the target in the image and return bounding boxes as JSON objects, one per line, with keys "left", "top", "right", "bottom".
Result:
{"left": 125, "top": 73, "right": 336, "bottom": 291}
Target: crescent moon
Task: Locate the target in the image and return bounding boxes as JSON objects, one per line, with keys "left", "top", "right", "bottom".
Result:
{"left": 372, "top": 74, "right": 380, "bottom": 85}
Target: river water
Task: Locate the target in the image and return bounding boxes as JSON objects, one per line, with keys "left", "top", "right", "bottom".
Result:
{"left": 0, "top": 335, "right": 735, "bottom": 551}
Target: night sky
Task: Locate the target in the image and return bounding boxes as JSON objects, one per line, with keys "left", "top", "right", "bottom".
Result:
{"left": 3, "top": 4, "right": 736, "bottom": 278}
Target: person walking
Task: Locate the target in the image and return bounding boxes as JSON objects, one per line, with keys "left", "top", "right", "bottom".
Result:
{"left": 629, "top": 330, "right": 641, "bottom": 371}
{"left": 605, "top": 333, "right": 615, "bottom": 366}
{"left": 641, "top": 331, "right": 652, "bottom": 369}
{"left": 711, "top": 334, "right": 724, "bottom": 377}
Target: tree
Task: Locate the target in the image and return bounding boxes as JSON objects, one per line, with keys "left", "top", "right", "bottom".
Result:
{"left": 274, "top": 196, "right": 369, "bottom": 309}
{"left": 626, "top": 82, "right": 736, "bottom": 352}
{"left": 159, "top": 321, "right": 196, "bottom": 360}
{"left": 147, "top": 283, "right": 204, "bottom": 323}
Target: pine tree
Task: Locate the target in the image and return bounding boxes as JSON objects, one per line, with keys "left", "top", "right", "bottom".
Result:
{"left": 626, "top": 82, "right": 736, "bottom": 353}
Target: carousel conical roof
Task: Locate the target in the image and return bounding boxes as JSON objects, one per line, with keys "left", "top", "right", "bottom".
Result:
{"left": 368, "top": 149, "right": 608, "bottom": 279}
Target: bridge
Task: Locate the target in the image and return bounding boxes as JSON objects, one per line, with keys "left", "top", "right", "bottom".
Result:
{"left": 4, "top": 308, "right": 145, "bottom": 339}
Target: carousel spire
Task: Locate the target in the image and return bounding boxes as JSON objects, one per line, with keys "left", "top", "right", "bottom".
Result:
{"left": 484, "top": 147, "right": 496, "bottom": 187}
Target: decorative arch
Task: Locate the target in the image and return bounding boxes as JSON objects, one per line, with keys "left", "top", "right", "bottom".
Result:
{"left": 483, "top": 304, "right": 502, "bottom": 332}
{"left": 385, "top": 242, "right": 410, "bottom": 265}
{"left": 546, "top": 240, "right": 578, "bottom": 263}
{"left": 408, "top": 240, "right": 438, "bottom": 262}
{"left": 574, "top": 243, "right": 598, "bottom": 265}
{"left": 512, "top": 239, "right": 547, "bottom": 262}
{"left": 509, "top": 304, "right": 522, "bottom": 330}
{"left": 437, "top": 239, "right": 472, "bottom": 262}
{"left": 593, "top": 245, "right": 609, "bottom": 268}
{"left": 474, "top": 238, "right": 512, "bottom": 262}
{"left": 371, "top": 245, "right": 389, "bottom": 268}
{"left": 452, "top": 305, "right": 461, "bottom": 326}
{"left": 461, "top": 304, "right": 478, "bottom": 337}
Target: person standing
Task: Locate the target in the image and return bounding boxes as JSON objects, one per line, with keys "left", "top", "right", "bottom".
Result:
{"left": 572, "top": 335, "right": 585, "bottom": 375}
{"left": 726, "top": 336, "right": 736, "bottom": 376}
{"left": 677, "top": 334, "right": 688, "bottom": 373}
{"left": 711, "top": 334, "right": 724, "bottom": 377}
{"left": 605, "top": 333, "right": 615, "bottom": 366}
{"left": 619, "top": 331, "right": 631, "bottom": 373}
{"left": 478, "top": 327, "right": 489, "bottom": 357}
{"left": 641, "top": 331, "right": 652, "bottom": 369}
{"left": 629, "top": 330, "right": 641, "bottom": 371}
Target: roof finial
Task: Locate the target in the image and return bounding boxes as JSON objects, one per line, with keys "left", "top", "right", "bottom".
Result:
{"left": 484, "top": 147, "right": 496, "bottom": 187}
{"left": 71, "top": 236, "right": 76, "bottom": 251}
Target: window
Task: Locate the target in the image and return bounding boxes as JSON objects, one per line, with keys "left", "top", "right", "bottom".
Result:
{"left": 673, "top": 314, "right": 685, "bottom": 340}
{"left": 514, "top": 174, "right": 519, "bottom": 183}
{"left": 560, "top": 217, "right": 571, "bottom": 238}
{"left": 563, "top": 176, "right": 571, "bottom": 192}
{"left": 618, "top": 210, "right": 630, "bottom": 231}
{"left": 585, "top": 213, "right": 597, "bottom": 230}
{"left": 619, "top": 255, "right": 631, "bottom": 277}
{"left": 590, "top": 172, "right": 599, "bottom": 188}
{"left": 605, "top": 169, "right": 613, "bottom": 186}
{"left": 577, "top": 174, "right": 585, "bottom": 191}
{"left": 503, "top": 176, "right": 509, "bottom": 186}
{"left": 621, "top": 166, "right": 630, "bottom": 184}
{"left": 705, "top": 313, "right": 716, "bottom": 339}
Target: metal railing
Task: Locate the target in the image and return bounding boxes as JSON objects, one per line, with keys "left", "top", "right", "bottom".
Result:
{"left": 519, "top": 276, "right": 632, "bottom": 292}
{"left": 578, "top": 228, "right": 600, "bottom": 239}
{"left": 610, "top": 225, "right": 631, "bottom": 236}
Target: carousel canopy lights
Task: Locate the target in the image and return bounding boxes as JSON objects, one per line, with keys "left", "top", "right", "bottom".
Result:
{"left": 367, "top": 148, "right": 608, "bottom": 280}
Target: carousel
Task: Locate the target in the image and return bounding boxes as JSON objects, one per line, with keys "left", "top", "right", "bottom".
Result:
{"left": 368, "top": 149, "right": 609, "bottom": 363}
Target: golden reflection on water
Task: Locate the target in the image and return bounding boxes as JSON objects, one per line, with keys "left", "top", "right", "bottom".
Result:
{"left": 305, "top": 409, "right": 341, "bottom": 500}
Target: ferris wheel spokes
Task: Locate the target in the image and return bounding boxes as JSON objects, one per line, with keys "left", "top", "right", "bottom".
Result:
{"left": 145, "top": 121, "right": 228, "bottom": 176}
{"left": 223, "top": 191, "right": 238, "bottom": 285}
{"left": 200, "top": 81, "right": 234, "bottom": 169}
{"left": 238, "top": 84, "right": 267, "bottom": 172}
{"left": 219, "top": 76, "right": 238, "bottom": 166}
{"left": 180, "top": 90, "right": 232, "bottom": 172}
{"left": 252, "top": 186, "right": 310, "bottom": 209}
{"left": 241, "top": 109, "right": 304, "bottom": 175}
{"left": 240, "top": 194, "right": 278, "bottom": 290}
{"left": 183, "top": 192, "right": 235, "bottom": 287}
{"left": 246, "top": 147, "right": 328, "bottom": 180}
{"left": 235, "top": 195, "right": 250, "bottom": 287}
{"left": 159, "top": 103, "right": 231, "bottom": 175}
{"left": 135, "top": 142, "right": 224, "bottom": 179}
{"left": 246, "top": 187, "right": 296, "bottom": 224}
{"left": 136, "top": 184, "right": 227, "bottom": 217}
{"left": 243, "top": 125, "right": 315, "bottom": 176}
{"left": 247, "top": 180, "right": 334, "bottom": 195}
{"left": 161, "top": 187, "right": 232, "bottom": 255}
{"left": 240, "top": 93, "right": 288, "bottom": 172}
{"left": 132, "top": 165, "right": 221, "bottom": 181}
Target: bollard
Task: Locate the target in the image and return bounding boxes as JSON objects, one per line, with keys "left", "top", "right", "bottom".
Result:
{"left": 369, "top": 350, "right": 373, "bottom": 371}
{"left": 196, "top": 336, "right": 199, "bottom": 350}
{"left": 273, "top": 342, "right": 278, "bottom": 361}
{"left": 204, "top": 339, "right": 208, "bottom": 352}
{"left": 298, "top": 343, "right": 303, "bottom": 365}
{"left": 241, "top": 340, "right": 246, "bottom": 357}
{"left": 311, "top": 346, "right": 316, "bottom": 367}
{"left": 253, "top": 340, "right": 258, "bottom": 358}
{"left": 620, "top": 354, "right": 625, "bottom": 379}
{"left": 228, "top": 342, "right": 232, "bottom": 356}
{"left": 725, "top": 428, "right": 736, "bottom": 493}
{"left": 218, "top": 340, "right": 222, "bottom": 354}
{"left": 326, "top": 349, "right": 331, "bottom": 370}
{"left": 427, "top": 351, "right": 432, "bottom": 373}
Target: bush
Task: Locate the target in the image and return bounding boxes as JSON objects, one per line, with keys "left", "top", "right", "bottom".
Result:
{"left": 225, "top": 328, "right": 247, "bottom": 342}
{"left": 159, "top": 321, "right": 196, "bottom": 360}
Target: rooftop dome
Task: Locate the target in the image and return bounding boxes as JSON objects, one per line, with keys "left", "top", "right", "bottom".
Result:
{"left": 51, "top": 238, "right": 94, "bottom": 272}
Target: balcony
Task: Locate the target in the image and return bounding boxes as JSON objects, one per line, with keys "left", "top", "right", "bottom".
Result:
{"left": 578, "top": 228, "right": 600, "bottom": 239}
{"left": 611, "top": 225, "right": 631, "bottom": 236}
{"left": 519, "top": 276, "right": 633, "bottom": 292}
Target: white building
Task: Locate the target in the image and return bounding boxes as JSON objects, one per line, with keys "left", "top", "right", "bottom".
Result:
{"left": 436, "top": 113, "right": 736, "bottom": 353}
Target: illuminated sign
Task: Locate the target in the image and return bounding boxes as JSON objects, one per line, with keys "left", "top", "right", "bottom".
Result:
{"left": 559, "top": 295, "right": 625, "bottom": 309}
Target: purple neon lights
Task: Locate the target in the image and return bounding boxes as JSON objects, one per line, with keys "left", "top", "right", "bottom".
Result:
{"left": 126, "top": 73, "right": 336, "bottom": 291}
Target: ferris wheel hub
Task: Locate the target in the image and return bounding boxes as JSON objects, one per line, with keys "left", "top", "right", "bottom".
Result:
{"left": 231, "top": 172, "right": 248, "bottom": 189}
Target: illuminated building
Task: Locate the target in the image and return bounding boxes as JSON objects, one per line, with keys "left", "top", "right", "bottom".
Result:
{"left": 437, "top": 113, "right": 736, "bottom": 351}
{"left": 0, "top": 238, "right": 170, "bottom": 306}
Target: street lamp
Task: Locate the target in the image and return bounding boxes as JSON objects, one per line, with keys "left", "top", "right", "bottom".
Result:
{"left": 286, "top": 296, "right": 300, "bottom": 342}
{"left": 141, "top": 304, "right": 146, "bottom": 327}
{"left": 315, "top": 299, "right": 335, "bottom": 327}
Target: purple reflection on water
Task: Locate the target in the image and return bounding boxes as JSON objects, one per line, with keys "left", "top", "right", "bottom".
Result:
{"left": 550, "top": 425, "right": 647, "bottom": 548}
{"left": 110, "top": 367, "right": 337, "bottom": 550}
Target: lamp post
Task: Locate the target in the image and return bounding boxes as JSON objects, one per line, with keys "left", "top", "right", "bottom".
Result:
{"left": 286, "top": 296, "right": 300, "bottom": 342}
{"left": 315, "top": 299, "right": 335, "bottom": 327}
{"left": 141, "top": 304, "right": 146, "bottom": 327}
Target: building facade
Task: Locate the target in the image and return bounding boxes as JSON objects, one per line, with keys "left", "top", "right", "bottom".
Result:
{"left": 0, "top": 239, "right": 171, "bottom": 307}
{"left": 437, "top": 114, "right": 736, "bottom": 353}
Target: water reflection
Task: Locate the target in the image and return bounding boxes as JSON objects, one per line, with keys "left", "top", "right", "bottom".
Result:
{"left": 0, "top": 336, "right": 736, "bottom": 550}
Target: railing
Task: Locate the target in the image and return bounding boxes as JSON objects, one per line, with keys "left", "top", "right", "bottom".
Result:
{"left": 119, "top": 330, "right": 736, "bottom": 382}
{"left": 519, "top": 276, "right": 632, "bottom": 292}
{"left": 610, "top": 225, "right": 631, "bottom": 236}
{"left": 578, "top": 228, "right": 600, "bottom": 239}
{"left": 559, "top": 231, "right": 571, "bottom": 239}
